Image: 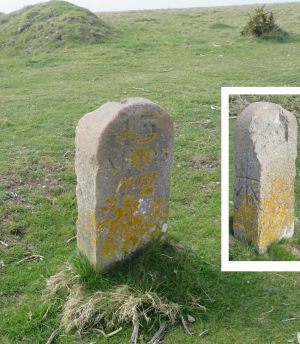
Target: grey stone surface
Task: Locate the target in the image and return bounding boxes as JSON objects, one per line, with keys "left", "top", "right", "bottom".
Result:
{"left": 75, "top": 98, "right": 174, "bottom": 269}
{"left": 233, "top": 101, "right": 297, "bottom": 253}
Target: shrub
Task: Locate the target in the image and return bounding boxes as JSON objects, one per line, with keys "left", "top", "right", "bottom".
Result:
{"left": 241, "top": 6, "right": 287, "bottom": 41}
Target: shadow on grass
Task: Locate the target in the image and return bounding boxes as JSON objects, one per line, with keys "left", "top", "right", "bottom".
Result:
{"left": 241, "top": 31, "right": 300, "bottom": 44}
{"left": 43, "top": 236, "right": 291, "bottom": 342}
{"left": 71, "top": 237, "right": 270, "bottom": 320}
{"left": 267, "top": 240, "right": 298, "bottom": 261}
{"left": 72, "top": 238, "right": 213, "bottom": 315}
{"left": 258, "top": 32, "right": 300, "bottom": 43}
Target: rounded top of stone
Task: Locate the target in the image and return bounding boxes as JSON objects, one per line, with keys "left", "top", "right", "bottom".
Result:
{"left": 236, "top": 101, "right": 297, "bottom": 129}
{"left": 120, "top": 97, "right": 154, "bottom": 105}
{"left": 95, "top": 98, "right": 166, "bottom": 119}
{"left": 243, "top": 101, "right": 287, "bottom": 116}
{"left": 78, "top": 97, "right": 168, "bottom": 128}
{"left": 75, "top": 97, "right": 173, "bottom": 159}
{"left": 117, "top": 97, "right": 166, "bottom": 115}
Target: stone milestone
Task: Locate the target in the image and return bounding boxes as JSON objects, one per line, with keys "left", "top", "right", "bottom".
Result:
{"left": 75, "top": 98, "right": 174, "bottom": 270}
{"left": 233, "top": 101, "right": 297, "bottom": 253}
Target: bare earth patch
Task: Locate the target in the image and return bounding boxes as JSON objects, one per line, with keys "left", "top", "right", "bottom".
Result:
{"left": 188, "top": 157, "right": 220, "bottom": 170}
{"left": 291, "top": 247, "right": 300, "bottom": 257}
{"left": 0, "top": 174, "right": 60, "bottom": 193}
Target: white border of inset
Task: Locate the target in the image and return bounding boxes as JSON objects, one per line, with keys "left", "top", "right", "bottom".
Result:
{"left": 221, "top": 87, "right": 300, "bottom": 272}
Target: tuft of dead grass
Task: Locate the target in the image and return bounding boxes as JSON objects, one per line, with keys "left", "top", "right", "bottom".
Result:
{"left": 44, "top": 239, "right": 209, "bottom": 341}
{"left": 45, "top": 267, "right": 181, "bottom": 341}
{"left": 45, "top": 267, "right": 80, "bottom": 300}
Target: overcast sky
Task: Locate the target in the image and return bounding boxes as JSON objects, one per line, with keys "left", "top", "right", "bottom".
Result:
{"left": 1, "top": 0, "right": 299, "bottom": 14}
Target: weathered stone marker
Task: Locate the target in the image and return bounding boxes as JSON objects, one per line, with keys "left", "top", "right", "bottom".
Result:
{"left": 75, "top": 98, "right": 174, "bottom": 270}
{"left": 233, "top": 102, "right": 297, "bottom": 253}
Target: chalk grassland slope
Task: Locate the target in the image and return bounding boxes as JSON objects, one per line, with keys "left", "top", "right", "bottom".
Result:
{"left": 1, "top": 2, "right": 300, "bottom": 343}
{"left": 0, "top": 0, "right": 111, "bottom": 52}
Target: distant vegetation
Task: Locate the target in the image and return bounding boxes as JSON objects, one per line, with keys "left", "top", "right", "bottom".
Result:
{"left": 0, "top": 0, "right": 111, "bottom": 52}
{"left": 241, "top": 5, "right": 287, "bottom": 41}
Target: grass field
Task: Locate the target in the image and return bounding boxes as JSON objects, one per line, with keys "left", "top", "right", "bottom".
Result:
{"left": 1, "top": 1, "right": 300, "bottom": 343}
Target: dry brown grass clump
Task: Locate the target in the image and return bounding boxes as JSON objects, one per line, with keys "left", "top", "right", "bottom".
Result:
{"left": 45, "top": 267, "right": 181, "bottom": 342}
{"left": 45, "top": 267, "right": 80, "bottom": 299}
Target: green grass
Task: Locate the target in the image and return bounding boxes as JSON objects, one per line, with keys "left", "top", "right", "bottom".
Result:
{"left": 229, "top": 95, "right": 300, "bottom": 261}
{"left": 1, "top": 1, "right": 300, "bottom": 343}
{"left": 0, "top": 0, "right": 111, "bottom": 52}
{"left": 43, "top": 239, "right": 210, "bottom": 341}
{"left": 70, "top": 239, "right": 209, "bottom": 310}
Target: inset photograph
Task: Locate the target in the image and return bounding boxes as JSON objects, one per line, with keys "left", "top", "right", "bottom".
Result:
{"left": 222, "top": 88, "right": 300, "bottom": 270}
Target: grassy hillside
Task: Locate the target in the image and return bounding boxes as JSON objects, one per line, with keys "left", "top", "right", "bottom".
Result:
{"left": 0, "top": 1, "right": 111, "bottom": 52}
{"left": 1, "top": 1, "right": 300, "bottom": 343}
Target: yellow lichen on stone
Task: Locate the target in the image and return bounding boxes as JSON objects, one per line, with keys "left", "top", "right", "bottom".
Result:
{"left": 79, "top": 166, "right": 165, "bottom": 260}
{"left": 90, "top": 209, "right": 96, "bottom": 230}
{"left": 118, "top": 172, "right": 158, "bottom": 193}
{"left": 115, "top": 123, "right": 141, "bottom": 143}
{"left": 139, "top": 133, "right": 157, "bottom": 145}
{"left": 90, "top": 191, "right": 166, "bottom": 259}
{"left": 233, "top": 192, "right": 258, "bottom": 245}
{"left": 87, "top": 125, "right": 168, "bottom": 261}
{"left": 258, "top": 176, "right": 294, "bottom": 249}
{"left": 233, "top": 176, "right": 294, "bottom": 252}
{"left": 75, "top": 98, "right": 173, "bottom": 269}
{"left": 90, "top": 232, "right": 96, "bottom": 247}
{"left": 115, "top": 122, "right": 157, "bottom": 145}
{"left": 128, "top": 147, "right": 154, "bottom": 170}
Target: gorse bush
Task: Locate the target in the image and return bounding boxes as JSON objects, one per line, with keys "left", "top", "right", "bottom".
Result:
{"left": 241, "top": 6, "right": 287, "bottom": 41}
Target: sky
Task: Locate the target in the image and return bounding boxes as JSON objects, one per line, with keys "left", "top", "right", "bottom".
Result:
{"left": 1, "top": 0, "right": 300, "bottom": 14}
